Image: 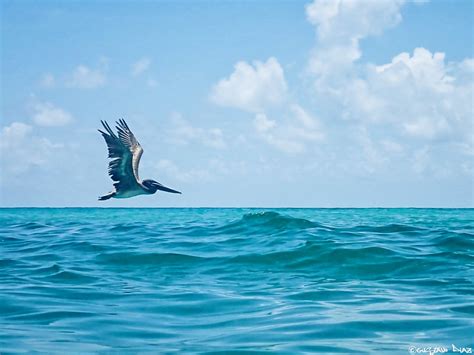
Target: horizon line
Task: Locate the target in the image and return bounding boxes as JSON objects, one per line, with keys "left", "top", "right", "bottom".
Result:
{"left": 0, "top": 206, "right": 473, "bottom": 209}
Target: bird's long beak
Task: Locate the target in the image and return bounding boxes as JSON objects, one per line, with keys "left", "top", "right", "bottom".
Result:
{"left": 154, "top": 182, "right": 181, "bottom": 194}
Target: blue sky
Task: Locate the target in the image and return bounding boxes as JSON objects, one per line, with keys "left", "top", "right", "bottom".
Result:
{"left": 1, "top": 0, "right": 473, "bottom": 207}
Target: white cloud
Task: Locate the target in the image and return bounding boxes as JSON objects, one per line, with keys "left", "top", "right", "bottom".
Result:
{"left": 291, "top": 104, "right": 324, "bottom": 140}
{"left": 381, "top": 139, "right": 403, "bottom": 154}
{"left": 67, "top": 64, "right": 106, "bottom": 89}
{"left": 168, "top": 112, "right": 226, "bottom": 149}
{"left": 459, "top": 58, "right": 474, "bottom": 73}
{"left": 155, "top": 158, "right": 247, "bottom": 184}
{"left": 306, "top": 0, "right": 404, "bottom": 41}
{"left": 304, "top": 2, "right": 470, "bottom": 142}
{"left": 0, "top": 122, "right": 62, "bottom": 175}
{"left": 210, "top": 55, "right": 324, "bottom": 153}
{"left": 344, "top": 48, "right": 472, "bottom": 141}
{"left": 209, "top": 51, "right": 327, "bottom": 152}
{"left": 156, "top": 159, "right": 213, "bottom": 183}
{"left": 131, "top": 57, "right": 152, "bottom": 77}
{"left": 204, "top": 0, "right": 470, "bottom": 184}
{"left": 306, "top": 0, "right": 406, "bottom": 90}
{"left": 31, "top": 100, "right": 73, "bottom": 127}
{"left": 0, "top": 122, "right": 32, "bottom": 142}
{"left": 354, "top": 126, "right": 387, "bottom": 174}
{"left": 210, "top": 57, "right": 287, "bottom": 112}
{"left": 254, "top": 112, "right": 276, "bottom": 132}
{"left": 375, "top": 48, "right": 454, "bottom": 92}
{"left": 253, "top": 106, "right": 324, "bottom": 154}
{"left": 403, "top": 116, "right": 450, "bottom": 140}
{"left": 254, "top": 113, "right": 304, "bottom": 153}
{"left": 300, "top": 0, "right": 473, "bottom": 182}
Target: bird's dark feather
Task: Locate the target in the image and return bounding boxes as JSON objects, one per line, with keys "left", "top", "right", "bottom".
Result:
{"left": 98, "top": 119, "right": 143, "bottom": 192}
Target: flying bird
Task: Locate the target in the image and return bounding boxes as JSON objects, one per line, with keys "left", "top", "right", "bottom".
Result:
{"left": 98, "top": 119, "right": 181, "bottom": 200}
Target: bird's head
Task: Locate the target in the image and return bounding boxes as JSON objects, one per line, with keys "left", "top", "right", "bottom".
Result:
{"left": 142, "top": 179, "right": 181, "bottom": 194}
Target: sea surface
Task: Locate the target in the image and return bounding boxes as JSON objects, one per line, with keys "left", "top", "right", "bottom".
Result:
{"left": 0, "top": 208, "right": 473, "bottom": 353}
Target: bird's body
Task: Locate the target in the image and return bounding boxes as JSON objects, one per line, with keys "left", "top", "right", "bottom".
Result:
{"left": 114, "top": 188, "right": 149, "bottom": 199}
{"left": 103, "top": 186, "right": 148, "bottom": 199}
{"left": 98, "top": 119, "right": 181, "bottom": 200}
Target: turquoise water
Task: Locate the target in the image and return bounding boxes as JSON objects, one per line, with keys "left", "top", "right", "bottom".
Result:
{"left": 1, "top": 208, "right": 473, "bottom": 353}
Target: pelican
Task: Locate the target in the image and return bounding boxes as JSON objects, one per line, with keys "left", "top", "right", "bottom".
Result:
{"left": 98, "top": 119, "right": 181, "bottom": 200}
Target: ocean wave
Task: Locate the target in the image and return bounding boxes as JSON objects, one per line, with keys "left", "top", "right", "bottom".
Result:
{"left": 347, "top": 223, "right": 425, "bottom": 233}
{"left": 96, "top": 251, "right": 206, "bottom": 266}
{"left": 239, "top": 211, "right": 319, "bottom": 229}
{"left": 1, "top": 208, "right": 473, "bottom": 353}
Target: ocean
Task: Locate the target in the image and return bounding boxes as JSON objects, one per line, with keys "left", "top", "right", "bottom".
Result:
{"left": 0, "top": 208, "right": 473, "bottom": 353}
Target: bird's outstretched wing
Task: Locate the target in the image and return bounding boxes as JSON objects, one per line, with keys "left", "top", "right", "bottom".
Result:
{"left": 98, "top": 119, "right": 144, "bottom": 191}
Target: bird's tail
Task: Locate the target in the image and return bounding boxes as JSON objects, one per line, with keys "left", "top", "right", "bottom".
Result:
{"left": 98, "top": 192, "right": 116, "bottom": 201}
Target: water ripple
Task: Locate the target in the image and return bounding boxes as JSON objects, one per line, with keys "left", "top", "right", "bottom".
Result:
{"left": 1, "top": 208, "right": 473, "bottom": 353}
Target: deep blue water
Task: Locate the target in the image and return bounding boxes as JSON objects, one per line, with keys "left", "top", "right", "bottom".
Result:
{"left": 0, "top": 208, "right": 473, "bottom": 353}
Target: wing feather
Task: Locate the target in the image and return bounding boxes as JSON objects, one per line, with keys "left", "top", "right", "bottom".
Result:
{"left": 116, "top": 119, "right": 144, "bottom": 182}
{"left": 98, "top": 119, "right": 143, "bottom": 192}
